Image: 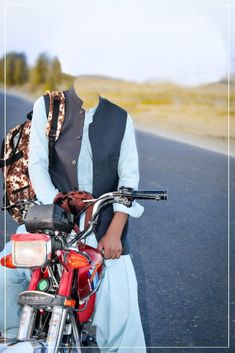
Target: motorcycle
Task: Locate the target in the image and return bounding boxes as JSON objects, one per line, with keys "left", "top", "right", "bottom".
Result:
{"left": 0, "top": 187, "right": 167, "bottom": 353}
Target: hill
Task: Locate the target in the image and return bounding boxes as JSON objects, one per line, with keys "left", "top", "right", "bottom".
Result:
{"left": 2, "top": 75, "right": 234, "bottom": 156}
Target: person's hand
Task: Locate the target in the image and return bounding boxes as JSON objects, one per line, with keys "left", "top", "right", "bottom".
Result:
{"left": 97, "top": 211, "right": 128, "bottom": 259}
{"left": 98, "top": 232, "right": 122, "bottom": 259}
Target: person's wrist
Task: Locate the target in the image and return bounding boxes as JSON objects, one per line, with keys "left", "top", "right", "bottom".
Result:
{"left": 105, "top": 230, "right": 122, "bottom": 240}
{"left": 105, "top": 211, "right": 128, "bottom": 238}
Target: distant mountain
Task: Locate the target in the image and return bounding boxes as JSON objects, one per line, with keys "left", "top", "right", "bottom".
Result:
{"left": 74, "top": 74, "right": 125, "bottom": 81}
{"left": 146, "top": 74, "right": 235, "bottom": 86}
{"left": 63, "top": 72, "right": 235, "bottom": 87}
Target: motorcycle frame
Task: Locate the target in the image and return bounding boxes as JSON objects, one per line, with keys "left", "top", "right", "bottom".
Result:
{"left": 17, "top": 260, "right": 81, "bottom": 353}
{"left": 9, "top": 189, "right": 167, "bottom": 352}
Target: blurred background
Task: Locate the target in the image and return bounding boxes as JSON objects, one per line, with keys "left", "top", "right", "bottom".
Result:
{"left": 0, "top": 0, "right": 234, "bottom": 155}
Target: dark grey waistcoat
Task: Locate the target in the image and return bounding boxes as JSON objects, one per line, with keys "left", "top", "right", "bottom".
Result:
{"left": 45, "top": 87, "right": 129, "bottom": 254}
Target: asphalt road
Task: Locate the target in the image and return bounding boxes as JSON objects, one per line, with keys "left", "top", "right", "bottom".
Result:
{"left": 0, "top": 92, "right": 234, "bottom": 353}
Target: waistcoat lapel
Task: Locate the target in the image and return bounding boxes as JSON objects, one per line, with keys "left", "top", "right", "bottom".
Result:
{"left": 49, "top": 88, "right": 107, "bottom": 193}
{"left": 49, "top": 87, "right": 85, "bottom": 192}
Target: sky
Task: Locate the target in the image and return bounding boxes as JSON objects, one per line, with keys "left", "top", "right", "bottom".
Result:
{"left": 0, "top": 0, "right": 234, "bottom": 86}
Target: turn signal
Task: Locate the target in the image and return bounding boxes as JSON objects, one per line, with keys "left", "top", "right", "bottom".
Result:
{"left": 66, "top": 252, "right": 90, "bottom": 268}
{"left": 0, "top": 254, "right": 16, "bottom": 268}
{"left": 64, "top": 298, "right": 76, "bottom": 307}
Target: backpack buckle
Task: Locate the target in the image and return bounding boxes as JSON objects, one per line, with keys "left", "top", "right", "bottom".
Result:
{"left": 48, "top": 132, "right": 57, "bottom": 139}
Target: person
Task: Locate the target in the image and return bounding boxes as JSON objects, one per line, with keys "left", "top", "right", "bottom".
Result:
{"left": 0, "top": 83, "right": 146, "bottom": 353}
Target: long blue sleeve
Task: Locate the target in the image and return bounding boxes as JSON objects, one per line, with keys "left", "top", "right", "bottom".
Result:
{"left": 28, "top": 96, "right": 59, "bottom": 204}
{"left": 113, "top": 115, "right": 144, "bottom": 217}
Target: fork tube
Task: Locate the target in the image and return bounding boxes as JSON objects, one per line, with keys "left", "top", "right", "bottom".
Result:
{"left": 17, "top": 268, "right": 40, "bottom": 340}
{"left": 17, "top": 305, "right": 36, "bottom": 340}
{"left": 70, "top": 313, "right": 81, "bottom": 353}
{"left": 46, "top": 267, "right": 74, "bottom": 352}
{"left": 47, "top": 306, "right": 68, "bottom": 353}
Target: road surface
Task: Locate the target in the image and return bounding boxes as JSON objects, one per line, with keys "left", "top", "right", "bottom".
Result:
{"left": 0, "top": 92, "right": 234, "bottom": 352}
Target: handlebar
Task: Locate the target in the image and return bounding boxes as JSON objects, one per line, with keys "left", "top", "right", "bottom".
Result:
{"left": 117, "top": 187, "right": 168, "bottom": 201}
{"left": 12, "top": 187, "right": 168, "bottom": 246}
{"left": 69, "top": 187, "right": 168, "bottom": 245}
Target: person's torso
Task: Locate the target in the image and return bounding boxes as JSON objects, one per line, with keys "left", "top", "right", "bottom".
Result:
{"left": 49, "top": 87, "right": 127, "bottom": 197}
{"left": 47, "top": 87, "right": 129, "bottom": 254}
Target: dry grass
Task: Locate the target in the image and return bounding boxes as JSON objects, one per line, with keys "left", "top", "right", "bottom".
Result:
{"left": 3, "top": 75, "right": 235, "bottom": 154}
{"left": 74, "top": 77, "right": 234, "bottom": 141}
{"left": 72, "top": 77, "right": 234, "bottom": 155}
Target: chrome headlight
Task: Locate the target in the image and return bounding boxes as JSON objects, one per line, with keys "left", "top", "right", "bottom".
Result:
{"left": 12, "top": 233, "right": 52, "bottom": 268}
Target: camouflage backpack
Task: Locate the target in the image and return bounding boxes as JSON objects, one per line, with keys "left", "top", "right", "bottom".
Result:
{"left": 0, "top": 90, "right": 66, "bottom": 224}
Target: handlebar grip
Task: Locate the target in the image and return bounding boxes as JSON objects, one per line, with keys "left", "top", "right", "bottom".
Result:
{"left": 132, "top": 190, "right": 167, "bottom": 201}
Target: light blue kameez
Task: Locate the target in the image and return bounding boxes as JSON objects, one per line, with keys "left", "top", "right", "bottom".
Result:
{"left": 0, "top": 94, "right": 146, "bottom": 352}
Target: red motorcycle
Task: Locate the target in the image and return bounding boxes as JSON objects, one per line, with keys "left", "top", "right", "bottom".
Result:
{"left": 1, "top": 187, "right": 167, "bottom": 353}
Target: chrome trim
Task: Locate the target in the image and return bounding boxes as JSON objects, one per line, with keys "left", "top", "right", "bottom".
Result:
{"left": 47, "top": 306, "right": 68, "bottom": 353}
{"left": 70, "top": 313, "right": 81, "bottom": 353}
{"left": 17, "top": 305, "right": 36, "bottom": 340}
